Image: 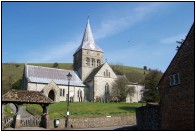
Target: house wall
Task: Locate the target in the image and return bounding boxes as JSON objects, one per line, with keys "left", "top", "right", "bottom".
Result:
{"left": 159, "top": 24, "right": 194, "bottom": 130}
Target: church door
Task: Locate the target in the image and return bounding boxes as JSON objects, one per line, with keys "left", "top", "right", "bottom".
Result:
{"left": 48, "top": 90, "right": 55, "bottom": 101}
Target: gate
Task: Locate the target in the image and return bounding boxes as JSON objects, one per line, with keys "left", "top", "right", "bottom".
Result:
{"left": 4, "top": 115, "right": 14, "bottom": 128}
{"left": 21, "top": 116, "right": 41, "bottom": 127}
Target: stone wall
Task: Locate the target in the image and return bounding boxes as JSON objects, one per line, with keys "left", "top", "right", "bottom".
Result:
{"left": 136, "top": 105, "right": 160, "bottom": 130}
{"left": 48, "top": 115, "right": 136, "bottom": 129}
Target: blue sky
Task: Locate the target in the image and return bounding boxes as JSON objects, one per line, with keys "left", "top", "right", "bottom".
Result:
{"left": 2, "top": 2, "right": 194, "bottom": 72}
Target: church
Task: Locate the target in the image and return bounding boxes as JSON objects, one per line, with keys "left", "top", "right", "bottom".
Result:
{"left": 22, "top": 18, "right": 118, "bottom": 102}
{"left": 22, "top": 18, "right": 144, "bottom": 103}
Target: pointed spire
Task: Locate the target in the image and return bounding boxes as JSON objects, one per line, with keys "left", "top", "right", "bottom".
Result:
{"left": 82, "top": 16, "right": 95, "bottom": 44}
{"left": 74, "top": 17, "right": 103, "bottom": 54}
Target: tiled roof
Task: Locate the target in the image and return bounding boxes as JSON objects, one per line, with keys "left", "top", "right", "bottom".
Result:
{"left": 26, "top": 65, "right": 85, "bottom": 87}
{"left": 2, "top": 90, "right": 53, "bottom": 104}
{"left": 74, "top": 18, "right": 103, "bottom": 54}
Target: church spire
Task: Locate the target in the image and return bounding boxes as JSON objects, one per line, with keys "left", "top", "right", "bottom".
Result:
{"left": 74, "top": 17, "right": 103, "bottom": 55}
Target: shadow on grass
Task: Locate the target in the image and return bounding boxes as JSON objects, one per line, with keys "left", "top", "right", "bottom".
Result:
{"left": 118, "top": 106, "right": 138, "bottom": 112}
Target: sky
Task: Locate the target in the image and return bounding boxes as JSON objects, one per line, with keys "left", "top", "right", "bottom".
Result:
{"left": 2, "top": 2, "right": 194, "bottom": 72}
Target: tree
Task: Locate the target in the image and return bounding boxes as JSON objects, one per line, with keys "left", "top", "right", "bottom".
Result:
{"left": 176, "top": 39, "right": 184, "bottom": 51}
{"left": 143, "top": 66, "right": 147, "bottom": 70}
{"left": 142, "top": 69, "right": 163, "bottom": 102}
{"left": 111, "top": 77, "right": 135, "bottom": 102}
{"left": 12, "top": 79, "right": 22, "bottom": 90}
{"left": 53, "top": 62, "right": 59, "bottom": 68}
{"left": 125, "top": 71, "right": 143, "bottom": 84}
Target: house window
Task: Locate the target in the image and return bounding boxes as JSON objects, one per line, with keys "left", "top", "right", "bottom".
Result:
{"left": 104, "top": 71, "right": 106, "bottom": 76}
{"left": 169, "top": 73, "right": 180, "bottom": 86}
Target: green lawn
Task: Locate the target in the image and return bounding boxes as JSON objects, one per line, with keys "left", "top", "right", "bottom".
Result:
{"left": 25, "top": 102, "right": 144, "bottom": 119}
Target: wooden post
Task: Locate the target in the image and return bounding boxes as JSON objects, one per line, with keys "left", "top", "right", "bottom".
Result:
{"left": 41, "top": 104, "right": 49, "bottom": 129}
{"left": 14, "top": 104, "right": 21, "bottom": 128}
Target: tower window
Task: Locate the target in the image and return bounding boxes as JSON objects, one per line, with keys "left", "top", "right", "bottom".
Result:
{"left": 97, "top": 59, "right": 100, "bottom": 66}
{"left": 86, "top": 57, "right": 90, "bottom": 66}
{"left": 92, "top": 58, "right": 95, "bottom": 67}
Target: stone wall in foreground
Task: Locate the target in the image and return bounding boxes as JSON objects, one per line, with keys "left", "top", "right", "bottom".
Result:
{"left": 48, "top": 115, "right": 136, "bottom": 129}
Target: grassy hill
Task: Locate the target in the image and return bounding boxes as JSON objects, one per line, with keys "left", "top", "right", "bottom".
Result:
{"left": 2, "top": 63, "right": 147, "bottom": 94}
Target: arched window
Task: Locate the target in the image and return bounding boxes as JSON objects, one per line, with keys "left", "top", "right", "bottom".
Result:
{"left": 78, "top": 90, "right": 83, "bottom": 102}
{"left": 104, "top": 71, "right": 106, "bottom": 76}
{"left": 60, "top": 89, "right": 62, "bottom": 96}
{"left": 109, "top": 72, "right": 110, "bottom": 77}
{"left": 63, "top": 89, "right": 65, "bottom": 96}
{"left": 97, "top": 59, "right": 100, "bottom": 66}
{"left": 105, "top": 83, "right": 110, "bottom": 102}
{"left": 105, "top": 83, "right": 110, "bottom": 95}
{"left": 86, "top": 57, "right": 90, "bottom": 66}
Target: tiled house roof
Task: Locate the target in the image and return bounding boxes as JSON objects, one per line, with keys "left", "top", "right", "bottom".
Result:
{"left": 2, "top": 90, "right": 53, "bottom": 104}
{"left": 25, "top": 65, "right": 85, "bottom": 87}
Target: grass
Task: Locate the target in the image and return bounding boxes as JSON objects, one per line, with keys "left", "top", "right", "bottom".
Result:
{"left": 25, "top": 102, "right": 144, "bottom": 119}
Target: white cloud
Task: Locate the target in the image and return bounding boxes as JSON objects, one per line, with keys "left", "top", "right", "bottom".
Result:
{"left": 160, "top": 33, "right": 186, "bottom": 44}
{"left": 28, "top": 36, "right": 82, "bottom": 63}
{"left": 94, "top": 2, "right": 166, "bottom": 40}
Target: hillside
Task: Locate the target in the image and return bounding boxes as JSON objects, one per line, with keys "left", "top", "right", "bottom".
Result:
{"left": 2, "top": 63, "right": 147, "bottom": 94}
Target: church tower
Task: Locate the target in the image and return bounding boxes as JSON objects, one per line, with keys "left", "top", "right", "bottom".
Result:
{"left": 73, "top": 18, "right": 103, "bottom": 81}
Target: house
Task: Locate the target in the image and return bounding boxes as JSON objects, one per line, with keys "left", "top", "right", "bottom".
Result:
{"left": 158, "top": 23, "right": 194, "bottom": 130}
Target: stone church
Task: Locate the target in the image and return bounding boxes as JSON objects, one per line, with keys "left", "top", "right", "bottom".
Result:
{"left": 22, "top": 18, "right": 144, "bottom": 103}
{"left": 22, "top": 18, "right": 118, "bottom": 102}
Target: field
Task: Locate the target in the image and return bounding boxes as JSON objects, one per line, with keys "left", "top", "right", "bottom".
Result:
{"left": 25, "top": 102, "right": 144, "bottom": 119}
